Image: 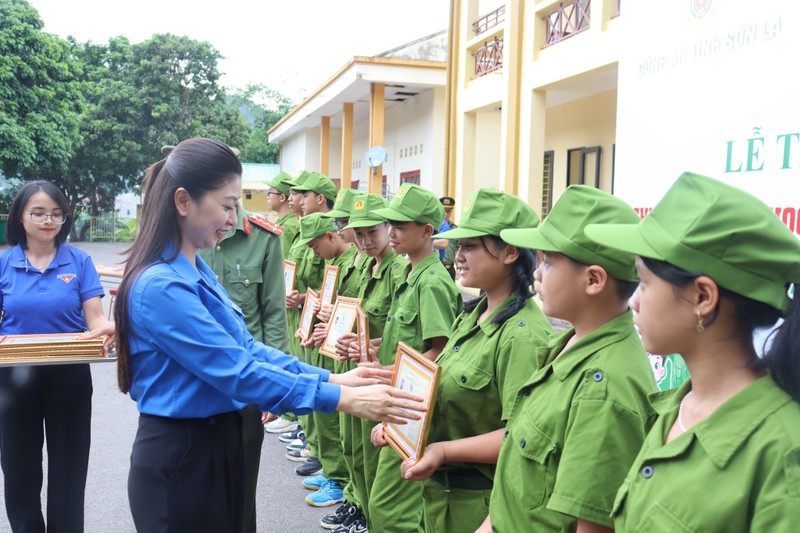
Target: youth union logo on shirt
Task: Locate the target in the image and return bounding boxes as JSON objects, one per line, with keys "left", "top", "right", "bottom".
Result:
{"left": 57, "top": 273, "right": 77, "bottom": 284}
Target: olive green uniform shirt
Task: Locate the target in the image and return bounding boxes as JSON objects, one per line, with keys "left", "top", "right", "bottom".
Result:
{"left": 375, "top": 252, "right": 461, "bottom": 365}
{"left": 275, "top": 211, "right": 299, "bottom": 260}
{"left": 430, "top": 296, "right": 552, "bottom": 480}
{"left": 613, "top": 375, "right": 800, "bottom": 532}
{"left": 198, "top": 208, "right": 289, "bottom": 352}
{"left": 358, "top": 250, "right": 410, "bottom": 342}
{"left": 490, "top": 311, "right": 657, "bottom": 531}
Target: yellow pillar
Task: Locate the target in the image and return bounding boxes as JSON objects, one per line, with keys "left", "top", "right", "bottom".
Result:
{"left": 368, "top": 83, "right": 385, "bottom": 194}
{"left": 500, "top": 0, "right": 523, "bottom": 195}
{"left": 320, "top": 116, "right": 330, "bottom": 176}
{"left": 444, "top": 0, "right": 462, "bottom": 199}
{"left": 340, "top": 103, "right": 354, "bottom": 189}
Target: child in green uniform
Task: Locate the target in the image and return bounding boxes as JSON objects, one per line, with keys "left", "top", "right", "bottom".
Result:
{"left": 585, "top": 172, "right": 800, "bottom": 532}
{"left": 294, "top": 213, "right": 358, "bottom": 507}
{"left": 368, "top": 184, "right": 462, "bottom": 533}
{"left": 289, "top": 172, "right": 338, "bottom": 479}
{"left": 320, "top": 193, "right": 410, "bottom": 532}
{"left": 266, "top": 172, "right": 299, "bottom": 259}
{"left": 282, "top": 171, "right": 326, "bottom": 471}
{"left": 400, "top": 188, "right": 553, "bottom": 533}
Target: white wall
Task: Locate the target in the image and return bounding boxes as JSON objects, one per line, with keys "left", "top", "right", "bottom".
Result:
{"left": 280, "top": 129, "right": 322, "bottom": 175}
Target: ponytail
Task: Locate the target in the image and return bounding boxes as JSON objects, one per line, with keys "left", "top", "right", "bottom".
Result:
{"left": 762, "top": 287, "right": 800, "bottom": 403}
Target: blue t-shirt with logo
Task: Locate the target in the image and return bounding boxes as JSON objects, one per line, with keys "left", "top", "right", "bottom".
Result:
{"left": 0, "top": 244, "right": 104, "bottom": 335}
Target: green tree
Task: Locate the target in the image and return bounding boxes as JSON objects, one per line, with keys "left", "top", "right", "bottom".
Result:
{"left": 230, "top": 84, "right": 294, "bottom": 163}
{"left": 0, "top": 0, "right": 84, "bottom": 179}
{"left": 129, "top": 33, "right": 249, "bottom": 159}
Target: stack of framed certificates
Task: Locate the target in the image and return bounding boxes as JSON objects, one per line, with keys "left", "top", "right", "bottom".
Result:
{"left": 0, "top": 333, "right": 111, "bottom": 366}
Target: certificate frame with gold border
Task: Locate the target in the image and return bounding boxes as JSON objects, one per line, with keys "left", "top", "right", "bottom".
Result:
{"left": 319, "top": 296, "right": 361, "bottom": 358}
{"left": 383, "top": 342, "right": 440, "bottom": 461}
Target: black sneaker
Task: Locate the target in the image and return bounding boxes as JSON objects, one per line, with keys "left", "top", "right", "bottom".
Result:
{"left": 331, "top": 505, "right": 363, "bottom": 533}
{"left": 278, "top": 427, "right": 304, "bottom": 444}
{"left": 349, "top": 516, "right": 368, "bottom": 533}
{"left": 320, "top": 501, "right": 352, "bottom": 530}
{"left": 295, "top": 456, "right": 322, "bottom": 476}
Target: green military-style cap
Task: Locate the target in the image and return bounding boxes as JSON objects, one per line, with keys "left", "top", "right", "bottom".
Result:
{"left": 326, "top": 188, "right": 362, "bottom": 219}
{"left": 434, "top": 188, "right": 539, "bottom": 239}
{"left": 501, "top": 185, "right": 640, "bottom": 282}
{"left": 266, "top": 171, "right": 292, "bottom": 196}
{"left": 291, "top": 171, "right": 338, "bottom": 202}
{"left": 373, "top": 183, "right": 445, "bottom": 227}
{"left": 296, "top": 212, "right": 337, "bottom": 247}
{"left": 282, "top": 170, "right": 312, "bottom": 190}
{"left": 343, "top": 194, "right": 389, "bottom": 229}
{"left": 585, "top": 172, "right": 800, "bottom": 312}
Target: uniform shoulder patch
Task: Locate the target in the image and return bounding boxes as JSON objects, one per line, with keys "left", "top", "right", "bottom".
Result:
{"left": 249, "top": 213, "right": 283, "bottom": 236}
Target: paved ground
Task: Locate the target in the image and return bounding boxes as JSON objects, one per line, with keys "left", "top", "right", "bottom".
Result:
{"left": 0, "top": 242, "right": 334, "bottom": 532}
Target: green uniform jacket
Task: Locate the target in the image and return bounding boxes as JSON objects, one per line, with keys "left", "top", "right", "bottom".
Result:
{"left": 613, "top": 376, "right": 800, "bottom": 532}
{"left": 490, "top": 311, "right": 657, "bottom": 531}
{"left": 430, "top": 296, "right": 552, "bottom": 481}
{"left": 358, "top": 250, "right": 410, "bottom": 342}
{"left": 198, "top": 208, "right": 289, "bottom": 352}
{"left": 376, "top": 252, "right": 461, "bottom": 365}
{"left": 276, "top": 211, "right": 299, "bottom": 260}
{"left": 442, "top": 222, "right": 458, "bottom": 266}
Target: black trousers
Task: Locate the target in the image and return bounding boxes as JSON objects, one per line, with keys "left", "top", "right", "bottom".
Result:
{"left": 240, "top": 405, "right": 264, "bottom": 533}
{"left": 0, "top": 364, "right": 93, "bottom": 533}
{"left": 128, "top": 411, "right": 244, "bottom": 533}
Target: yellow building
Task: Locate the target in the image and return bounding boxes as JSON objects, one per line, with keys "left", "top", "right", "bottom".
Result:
{"left": 446, "top": 0, "right": 622, "bottom": 215}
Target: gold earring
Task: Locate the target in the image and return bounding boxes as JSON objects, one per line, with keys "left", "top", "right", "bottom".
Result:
{"left": 696, "top": 311, "right": 704, "bottom": 333}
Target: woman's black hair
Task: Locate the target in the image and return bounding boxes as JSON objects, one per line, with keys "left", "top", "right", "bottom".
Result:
{"left": 761, "top": 288, "right": 800, "bottom": 402}
{"left": 7, "top": 180, "right": 72, "bottom": 246}
{"left": 463, "top": 235, "right": 536, "bottom": 325}
{"left": 114, "top": 138, "right": 242, "bottom": 393}
{"left": 642, "top": 257, "right": 800, "bottom": 401}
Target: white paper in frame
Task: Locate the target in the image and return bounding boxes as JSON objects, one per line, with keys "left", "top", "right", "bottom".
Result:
{"left": 299, "top": 289, "right": 320, "bottom": 341}
{"left": 283, "top": 260, "right": 297, "bottom": 293}
{"left": 319, "top": 264, "right": 339, "bottom": 308}
{"left": 319, "top": 296, "right": 361, "bottom": 358}
{"left": 383, "top": 342, "right": 440, "bottom": 461}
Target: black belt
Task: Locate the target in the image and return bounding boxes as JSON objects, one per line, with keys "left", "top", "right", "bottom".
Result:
{"left": 430, "top": 468, "right": 493, "bottom": 491}
{"left": 140, "top": 411, "right": 239, "bottom": 426}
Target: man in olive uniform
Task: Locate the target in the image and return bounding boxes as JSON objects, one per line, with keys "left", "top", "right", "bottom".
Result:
{"left": 198, "top": 203, "right": 289, "bottom": 533}
{"left": 433, "top": 196, "right": 458, "bottom": 280}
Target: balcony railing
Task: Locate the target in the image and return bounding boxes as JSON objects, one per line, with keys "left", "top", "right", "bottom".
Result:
{"left": 474, "top": 37, "right": 504, "bottom": 77}
{"left": 543, "top": 0, "right": 591, "bottom": 47}
{"left": 472, "top": 5, "right": 506, "bottom": 36}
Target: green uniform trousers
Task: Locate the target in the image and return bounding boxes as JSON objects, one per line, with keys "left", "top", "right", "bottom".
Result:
{"left": 309, "top": 347, "right": 347, "bottom": 484}
{"left": 422, "top": 479, "right": 491, "bottom": 533}
{"left": 334, "top": 358, "right": 363, "bottom": 508}
{"left": 367, "top": 445, "right": 424, "bottom": 532}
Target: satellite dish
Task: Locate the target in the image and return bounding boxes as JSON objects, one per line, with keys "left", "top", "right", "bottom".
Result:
{"left": 365, "top": 146, "right": 387, "bottom": 168}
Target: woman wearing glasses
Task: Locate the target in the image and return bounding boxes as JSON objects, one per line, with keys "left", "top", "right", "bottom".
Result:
{"left": 0, "top": 180, "right": 112, "bottom": 532}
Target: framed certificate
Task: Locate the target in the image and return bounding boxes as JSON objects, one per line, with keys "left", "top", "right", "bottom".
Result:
{"left": 383, "top": 342, "right": 441, "bottom": 461}
{"left": 283, "top": 260, "right": 297, "bottom": 293}
{"left": 319, "top": 296, "right": 361, "bottom": 358}
{"left": 0, "top": 333, "right": 113, "bottom": 366}
{"left": 299, "top": 289, "right": 320, "bottom": 341}
{"left": 356, "top": 306, "right": 371, "bottom": 363}
{"left": 319, "top": 264, "right": 340, "bottom": 309}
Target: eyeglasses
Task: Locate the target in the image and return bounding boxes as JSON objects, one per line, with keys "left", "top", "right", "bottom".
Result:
{"left": 28, "top": 212, "right": 67, "bottom": 225}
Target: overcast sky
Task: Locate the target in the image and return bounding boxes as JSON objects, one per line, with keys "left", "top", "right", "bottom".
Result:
{"left": 28, "top": 0, "right": 450, "bottom": 103}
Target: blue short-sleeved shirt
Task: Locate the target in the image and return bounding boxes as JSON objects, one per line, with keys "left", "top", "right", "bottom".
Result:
{"left": 126, "top": 246, "right": 341, "bottom": 418}
{"left": 0, "top": 244, "right": 104, "bottom": 335}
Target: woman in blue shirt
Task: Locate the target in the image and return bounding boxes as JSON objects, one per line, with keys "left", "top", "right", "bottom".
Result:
{"left": 0, "top": 180, "right": 111, "bottom": 532}
{"left": 113, "top": 137, "right": 423, "bottom": 532}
